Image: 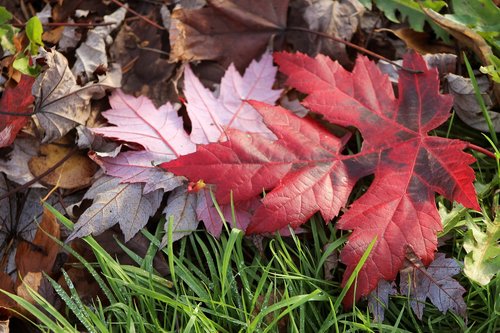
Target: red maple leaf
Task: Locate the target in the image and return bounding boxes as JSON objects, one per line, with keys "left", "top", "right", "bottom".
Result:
{"left": 0, "top": 75, "right": 35, "bottom": 148}
{"left": 161, "top": 52, "right": 479, "bottom": 305}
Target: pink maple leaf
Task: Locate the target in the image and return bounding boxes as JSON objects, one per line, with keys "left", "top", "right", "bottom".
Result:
{"left": 184, "top": 52, "right": 282, "bottom": 144}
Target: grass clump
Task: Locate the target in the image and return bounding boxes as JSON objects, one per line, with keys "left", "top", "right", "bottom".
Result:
{"left": 0, "top": 200, "right": 494, "bottom": 332}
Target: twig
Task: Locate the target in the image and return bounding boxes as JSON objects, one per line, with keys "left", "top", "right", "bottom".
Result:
{"left": 467, "top": 143, "right": 496, "bottom": 159}
{"left": 0, "top": 146, "right": 79, "bottom": 202}
{"left": 13, "top": 22, "right": 114, "bottom": 28}
{"left": 287, "top": 26, "right": 423, "bottom": 74}
{"left": 108, "top": 0, "right": 165, "bottom": 30}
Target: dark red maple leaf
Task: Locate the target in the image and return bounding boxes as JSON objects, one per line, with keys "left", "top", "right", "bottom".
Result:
{"left": 161, "top": 52, "right": 479, "bottom": 306}
{"left": 0, "top": 75, "right": 35, "bottom": 148}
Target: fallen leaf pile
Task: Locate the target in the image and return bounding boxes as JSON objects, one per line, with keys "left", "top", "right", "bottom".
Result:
{"left": 0, "top": 0, "right": 499, "bottom": 326}
{"left": 162, "top": 51, "right": 479, "bottom": 305}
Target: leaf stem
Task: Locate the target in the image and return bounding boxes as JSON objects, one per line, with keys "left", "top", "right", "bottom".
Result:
{"left": 466, "top": 143, "right": 496, "bottom": 159}
{"left": 108, "top": 0, "right": 165, "bottom": 31}
{"left": 286, "top": 26, "right": 423, "bottom": 74}
{"left": 13, "top": 22, "right": 115, "bottom": 28}
{"left": 0, "top": 145, "right": 79, "bottom": 202}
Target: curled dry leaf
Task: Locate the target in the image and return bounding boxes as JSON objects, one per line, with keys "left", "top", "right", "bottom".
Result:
{"left": 0, "top": 137, "right": 41, "bottom": 186}
{"left": 447, "top": 73, "right": 499, "bottom": 132}
{"left": 0, "top": 208, "right": 60, "bottom": 318}
{"left": 377, "top": 28, "right": 455, "bottom": 55}
{"left": 72, "top": 6, "right": 127, "bottom": 79}
{"left": 15, "top": 207, "right": 60, "bottom": 278}
{"left": 32, "top": 49, "right": 121, "bottom": 143}
{"left": 301, "top": 0, "right": 364, "bottom": 65}
{"left": 422, "top": 6, "right": 500, "bottom": 102}
{"left": 169, "top": 0, "right": 289, "bottom": 70}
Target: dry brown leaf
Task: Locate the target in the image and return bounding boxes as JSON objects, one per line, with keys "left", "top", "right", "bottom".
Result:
{"left": 28, "top": 139, "right": 97, "bottom": 190}
{"left": 422, "top": 7, "right": 500, "bottom": 103}
{"left": 0, "top": 137, "right": 41, "bottom": 186}
{"left": 15, "top": 207, "right": 60, "bottom": 277}
{"left": 377, "top": 28, "right": 455, "bottom": 55}
{"left": 110, "top": 21, "right": 176, "bottom": 106}
{"left": 302, "top": 0, "right": 364, "bottom": 65}
{"left": 169, "top": 0, "right": 288, "bottom": 70}
{"left": 0, "top": 272, "right": 16, "bottom": 311}
{"left": 33, "top": 49, "right": 121, "bottom": 143}
{"left": 447, "top": 73, "right": 500, "bottom": 132}
{"left": 0, "top": 208, "right": 61, "bottom": 319}
{"left": 42, "top": 26, "right": 65, "bottom": 44}
{"left": 0, "top": 308, "right": 9, "bottom": 333}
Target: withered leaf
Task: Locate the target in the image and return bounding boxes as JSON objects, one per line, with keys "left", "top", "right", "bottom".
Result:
{"left": 160, "top": 186, "right": 198, "bottom": 247}
{"left": 170, "top": 0, "right": 289, "bottom": 70}
{"left": 15, "top": 207, "right": 60, "bottom": 277}
{"left": 301, "top": 0, "right": 364, "bottom": 65}
{"left": 400, "top": 251, "right": 466, "bottom": 320}
{"left": 28, "top": 139, "right": 98, "bottom": 190}
{"left": 67, "top": 176, "right": 162, "bottom": 242}
{"left": 447, "top": 73, "right": 499, "bottom": 132}
{"left": 0, "top": 137, "right": 41, "bottom": 186}
{"left": 32, "top": 49, "right": 121, "bottom": 143}
{"left": 368, "top": 280, "right": 397, "bottom": 323}
{"left": 72, "top": 7, "right": 127, "bottom": 79}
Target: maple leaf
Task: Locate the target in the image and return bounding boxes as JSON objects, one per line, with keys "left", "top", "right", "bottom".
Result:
{"left": 67, "top": 176, "right": 163, "bottom": 242}
{"left": 169, "top": 0, "right": 288, "bottom": 70}
{"left": 368, "top": 280, "right": 397, "bottom": 323}
{"left": 91, "top": 90, "right": 194, "bottom": 193}
{"left": 400, "top": 252, "right": 466, "bottom": 319}
{"left": 91, "top": 151, "right": 184, "bottom": 194}
{"left": 161, "top": 51, "right": 479, "bottom": 305}
{"left": 33, "top": 49, "right": 121, "bottom": 142}
{"left": 196, "top": 189, "right": 261, "bottom": 237}
{"left": 463, "top": 214, "right": 500, "bottom": 285}
{"left": 0, "top": 75, "right": 35, "bottom": 148}
{"left": 161, "top": 186, "right": 199, "bottom": 246}
{"left": 94, "top": 90, "right": 196, "bottom": 158}
{"left": 184, "top": 52, "right": 282, "bottom": 144}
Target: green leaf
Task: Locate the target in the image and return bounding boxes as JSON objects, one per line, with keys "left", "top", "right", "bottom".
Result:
{"left": 12, "top": 55, "right": 40, "bottom": 76}
{"left": 374, "top": 0, "right": 448, "bottom": 40}
{"left": 446, "top": 0, "right": 500, "bottom": 52}
{"left": 0, "top": 6, "right": 12, "bottom": 25}
{"left": 0, "top": 7, "right": 18, "bottom": 54}
{"left": 480, "top": 55, "right": 500, "bottom": 83}
{"left": 25, "top": 16, "right": 43, "bottom": 54}
{"left": 463, "top": 214, "right": 500, "bottom": 286}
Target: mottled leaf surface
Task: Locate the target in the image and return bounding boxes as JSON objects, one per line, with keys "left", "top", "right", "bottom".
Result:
{"left": 162, "top": 52, "right": 479, "bottom": 305}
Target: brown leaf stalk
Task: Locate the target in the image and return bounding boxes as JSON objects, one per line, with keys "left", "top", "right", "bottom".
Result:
{"left": 108, "top": 0, "right": 165, "bottom": 31}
